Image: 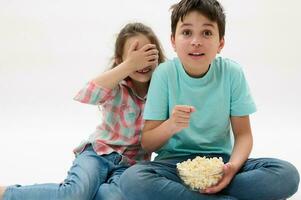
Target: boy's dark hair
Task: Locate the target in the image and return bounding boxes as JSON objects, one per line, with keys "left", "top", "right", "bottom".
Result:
{"left": 170, "top": 0, "right": 225, "bottom": 39}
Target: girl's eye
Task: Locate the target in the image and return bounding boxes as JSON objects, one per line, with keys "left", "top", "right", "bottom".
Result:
{"left": 182, "top": 30, "right": 192, "bottom": 36}
{"left": 203, "top": 30, "right": 213, "bottom": 37}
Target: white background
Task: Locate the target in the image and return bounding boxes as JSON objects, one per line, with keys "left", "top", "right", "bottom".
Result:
{"left": 0, "top": 0, "right": 300, "bottom": 199}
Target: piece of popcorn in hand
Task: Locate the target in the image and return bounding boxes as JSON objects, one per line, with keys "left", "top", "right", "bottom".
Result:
{"left": 177, "top": 156, "right": 224, "bottom": 191}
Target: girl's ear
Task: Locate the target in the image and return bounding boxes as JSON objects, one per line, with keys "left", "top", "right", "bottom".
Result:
{"left": 171, "top": 34, "right": 176, "bottom": 52}
{"left": 217, "top": 37, "right": 225, "bottom": 53}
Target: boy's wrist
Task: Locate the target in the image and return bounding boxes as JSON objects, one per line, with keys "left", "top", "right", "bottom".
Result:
{"left": 163, "top": 119, "right": 178, "bottom": 136}
{"left": 226, "top": 161, "right": 242, "bottom": 174}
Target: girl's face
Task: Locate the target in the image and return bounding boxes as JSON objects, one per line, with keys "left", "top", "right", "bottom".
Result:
{"left": 171, "top": 11, "right": 224, "bottom": 77}
{"left": 123, "top": 34, "right": 156, "bottom": 83}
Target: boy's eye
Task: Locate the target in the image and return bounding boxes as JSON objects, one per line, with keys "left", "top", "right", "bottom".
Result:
{"left": 203, "top": 30, "right": 213, "bottom": 37}
{"left": 182, "top": 30, "right": 192, "bottom": 36}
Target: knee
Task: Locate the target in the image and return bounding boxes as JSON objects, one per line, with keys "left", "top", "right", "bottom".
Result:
{"left": 120, "top": 165, "right": 140, "bottom": 191}
{"left": 277, "top": 159, "right": 300, "bottom": 196}
{"left": 57, "top": 183, "right": 93, "bottom": 200}
{"left": 285, "top": 162, "right": 300, "bottom": 195}
{"left": 119, "top": 164, "right": 148, "bottom": 197}
{"left": 96, "top": 184, "right": 124, "bottom": 200}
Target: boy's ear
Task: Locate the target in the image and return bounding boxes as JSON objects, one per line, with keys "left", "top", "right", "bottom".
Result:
{"left": 217, "top": 37, "right": 225, "bottom": 53}
{"left": 170, "top": 34, "right": 176, "bottom": 52}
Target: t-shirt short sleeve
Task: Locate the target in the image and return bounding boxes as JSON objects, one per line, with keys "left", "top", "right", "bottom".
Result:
{"left": 143, "top": 64, "right": 169, "bottom": 120}
{"left": 230, "top": 63, "right": 257, "bottom": 116}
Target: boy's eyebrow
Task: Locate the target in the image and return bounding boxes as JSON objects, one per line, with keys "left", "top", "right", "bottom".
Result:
{"left": 180, "top": 23, "right": 193, "bottom": 28}
{"left": 179, "top": 23, "right": 216, "bottom": 29}
{"left": 202, "top": 23, "right": 215, "bottom": 28}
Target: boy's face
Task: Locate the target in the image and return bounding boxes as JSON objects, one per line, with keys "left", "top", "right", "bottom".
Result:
{"left": 171, "top": 11, "right": 224, "bottom": 77}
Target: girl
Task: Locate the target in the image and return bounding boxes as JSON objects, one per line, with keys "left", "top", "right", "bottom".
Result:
{"left": 0, "top": 22, "right": 165, "bottom": 200}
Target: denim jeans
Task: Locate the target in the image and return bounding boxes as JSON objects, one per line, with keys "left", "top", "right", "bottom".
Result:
{"left": 3, "top": 145, "right": 128, "bottom": 200}
{"left": 120, "top": 154, "right": 300, "bottom": 200}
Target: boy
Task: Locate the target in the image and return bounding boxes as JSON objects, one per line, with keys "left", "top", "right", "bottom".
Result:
{"left": 120, "top": 0, "right": 299, "bottom": 199}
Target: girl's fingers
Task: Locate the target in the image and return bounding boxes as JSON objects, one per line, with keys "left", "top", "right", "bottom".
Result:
{"left": 145, "top": 49, "right": 159, "bottom": 56}
{"left": 147, "top": 55, "right": 159, "bottom": 62}
{"left": 128, "top": 40, "right": 139, "bottom": 52}
{"left": 147, "top": 60, "right": 158, "bottom": 67}
{"left": 141, "top": 44, "right": 156, "bottom": 52}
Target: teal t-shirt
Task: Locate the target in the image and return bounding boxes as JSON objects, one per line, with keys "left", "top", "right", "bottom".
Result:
{"left": 144, "top": 57, "right": 257, "bottom": 160}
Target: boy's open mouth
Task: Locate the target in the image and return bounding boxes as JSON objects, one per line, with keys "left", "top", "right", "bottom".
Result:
{"left": 136, "top": 67, "right": 152, "bottom": 74}
{"left": 188, "top": 53, "right": 205, "bottom": 57}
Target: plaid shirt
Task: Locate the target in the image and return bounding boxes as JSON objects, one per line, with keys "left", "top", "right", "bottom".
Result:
{"left": 73, "top": 80, "right": 151, "bottom": 165}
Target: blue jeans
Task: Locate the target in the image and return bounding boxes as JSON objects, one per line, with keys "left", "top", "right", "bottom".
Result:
{"left": 3, "top": 145, "right": 128, "bottom": 200}
{"left": 120, "top": 154, "right": 300, "bottom": 200}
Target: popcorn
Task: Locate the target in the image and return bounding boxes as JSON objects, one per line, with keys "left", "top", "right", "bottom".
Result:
{"left": 177, "top": 156, "right": 224, "bottom": 190}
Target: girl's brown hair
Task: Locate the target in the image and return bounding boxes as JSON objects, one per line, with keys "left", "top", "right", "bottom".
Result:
{"left": 111, "top": 22, "right": 165, "bottom": 68}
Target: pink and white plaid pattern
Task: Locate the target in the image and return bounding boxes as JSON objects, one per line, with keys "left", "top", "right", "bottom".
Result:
{"left": 73, "top": 80, "right": 151, "bottom": 165}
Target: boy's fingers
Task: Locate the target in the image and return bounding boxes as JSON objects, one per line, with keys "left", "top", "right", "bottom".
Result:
{"left": 176, "top": 122, "right": 190, "bottom": 128}
{"left": 175, "top": 105, "right": 195, "bottom": 113}
{"left": 175, "top": 105, "right": 191, "bottom": 112}
{"left": 173, "top": 109, "right": 191, "bottom": 118}
{"left": 190, "top": 106, "right": 196, "bottom": 112}
{"left": 175, "top": 113, "right": 190, "bottom": 119}
{"left": 175, "top": 118, "right": 190, "bottom": 123}
{"left": 202, "top": 179, "right": 224, "bottom": 194}
{"left": 202, "top": 163, "right": 234, "bottom": 194}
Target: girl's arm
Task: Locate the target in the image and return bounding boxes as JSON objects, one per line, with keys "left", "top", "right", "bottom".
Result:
{"left": 74, "top": 42, "right": 158, "bottom": 105}
{"left": 142, "top": 105, "right": 195, "bottom": 152}
{"left": 93, "top": 42, "right": 158, "bottom": 89}
{"left": 92, "top": 60, "right": 134, "bottom": 89}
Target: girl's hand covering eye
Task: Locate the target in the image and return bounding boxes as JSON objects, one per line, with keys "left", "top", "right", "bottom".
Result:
{"left": 126, "top": 41, "right": 158, "bottom": 72}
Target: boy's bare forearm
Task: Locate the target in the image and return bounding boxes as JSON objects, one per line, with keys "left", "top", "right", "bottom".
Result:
{"left": 229, "top": 131, "right": 253, "bottom": 172}
{"left": 141, "top": 120, "right": 176, "bottom": 152}
{"left": 142, "top": 105, "right": 195, "bottom": 152}
{"left": 229, "top": 116, "right": 253, "bottom": 172}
